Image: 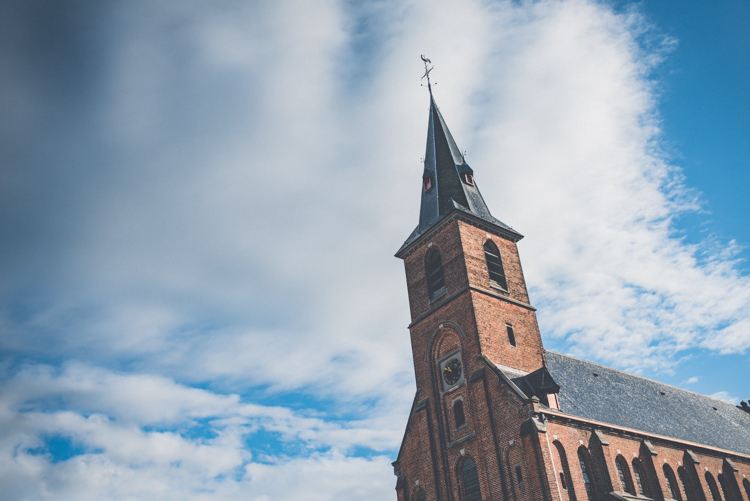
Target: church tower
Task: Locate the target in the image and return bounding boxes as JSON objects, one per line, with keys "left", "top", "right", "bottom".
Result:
{"left": 392, "top": 87, "right": 559, "bottom": 501}
{"left": 392, "top": 64, "right": 750, "bottom": 501}
{"left": 395, "top": 90, "right": 547, "bottom": 376}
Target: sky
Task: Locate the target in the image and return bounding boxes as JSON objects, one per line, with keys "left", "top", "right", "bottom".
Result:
{"left": 0, "top": 0, "right": 748, "bottom": 499}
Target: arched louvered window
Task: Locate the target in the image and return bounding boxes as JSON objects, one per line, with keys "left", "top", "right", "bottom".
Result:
{"left": 616, "top": 456, "right": 633, "bottom": 494}
{"left": 664, "top": 465, "right": 681, "bottom": 501}
{"left": 578, "top": 448, "right": 596, "bottom": 501}
{"left": 462, "top": 458, "right": 483, "bottom": 501}
{"left": 483, "top": 240, "right": 508, "bottom": 291}
{"left": 426, "top": 250, "right": 446, "bottom": 300}
{"left": 632, "top": 459, "right": 648, "bottom": 496}
{"left": 718, "top": 475, "right": 733, "bottom": 501}
{"left": 678, "top": 467, "right": 692, "bottom": 501}
{"left": 706, "top": 473, "right": 722, "bottom": 501}
{"left": 417, "top": 487, "right": 426, "bottom": 501}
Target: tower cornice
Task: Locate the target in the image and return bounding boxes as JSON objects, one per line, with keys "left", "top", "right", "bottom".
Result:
{"left": 395, "top": 207, "right": 523, "bottom": 259}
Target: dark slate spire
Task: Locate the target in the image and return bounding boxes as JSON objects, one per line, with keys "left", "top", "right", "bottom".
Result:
{"left": 397, "top": 92, "right": 522, "bottom": 257}
{"left": 419, "top": 94, "right": 494, "bottom": 231}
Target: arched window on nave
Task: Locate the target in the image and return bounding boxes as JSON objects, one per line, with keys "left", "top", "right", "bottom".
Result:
{"left": 577, "top": 447, "right": 597, "bottom": 501}
{"left": 616, "top": 456, "right": 633, "bottom": 494}
{"left": 663, "top": 464, "right": 682, "bottom": 501}
{"left": 677, "top": 467, "right": 692, "bottom": 501}
{"left": 553, "top": 441, "right": 576, "bottom": 501}
{"left": 632, "top": 459, "right": 647, "bottom": 496}
{"left": 705, "top": 472, "right": 723, "bottom": 501}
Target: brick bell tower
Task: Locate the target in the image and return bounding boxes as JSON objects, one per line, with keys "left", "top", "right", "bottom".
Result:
{"left": 392, "top": 78, "right": 560, "bottom": 501}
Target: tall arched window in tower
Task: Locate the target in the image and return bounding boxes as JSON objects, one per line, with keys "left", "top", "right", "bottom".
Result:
{"left": 616, "top": 456, "right": 633, "bottom": 494}
{"left": 578, "top": 448, "right": 597, "bottom": 501}
{"left": 664, "top": 465, "right": 682, "bottom": 501}
{"left": 678, "top": 467, "right": 692, "bottom": 501}
{"left": 483, "top": 240, "right": 508, "bottom": 291}
{"left": 425, "top": 249, "right": 446, "bottom": 300}
{"left": 632, "top": 459, "right": 647, "bottom": 496}
{"left": 705, "top": 472, "right": 722, "bottom": 501}
{"left": 462, "top": 458, "right": 483, "bottom": 501}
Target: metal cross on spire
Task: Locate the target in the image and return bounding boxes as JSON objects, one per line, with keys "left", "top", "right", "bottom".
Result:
{"left": 420, "top": 55, "right": 434, "bottom": 93}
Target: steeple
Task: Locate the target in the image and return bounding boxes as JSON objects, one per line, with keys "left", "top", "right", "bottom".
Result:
{"left": 397, "top": 91, "right": 522, "bottom": 257}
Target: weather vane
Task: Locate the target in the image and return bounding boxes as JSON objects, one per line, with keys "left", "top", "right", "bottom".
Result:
{"left": 421, "top": 55, "right": 435, "bottom": 92}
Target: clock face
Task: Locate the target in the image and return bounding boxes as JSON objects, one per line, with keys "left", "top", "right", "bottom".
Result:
{"left": 442, "top": 357, "right": 462, "bottom": 386}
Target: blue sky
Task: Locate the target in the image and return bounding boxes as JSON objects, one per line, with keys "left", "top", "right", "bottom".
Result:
{"left": 0, "top": 0, "right": 748, "bottom": 499}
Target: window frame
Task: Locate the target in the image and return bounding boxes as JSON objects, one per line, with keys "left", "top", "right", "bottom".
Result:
{"left": 578, "top": 447, "right": 597, "bottom": 501}
{"left": 616, "top": 456, "right": 634, "bottom": 495}
{"left": 452, "top": 397, "right": 466, "bottom": 430}
{"left": 663, "top": 464, "right": 682, "bottom": 501}
{"left": 425, "top": 248, "right": 447, "bottom": 301}
{"left": 705, "top": 472, "right": 722, "bottom": 501}
{"left": 506, "top": 323, "right": 517, "bottom": 347}
{"left": 461, "top": 458, "right": 483, "bottom": 501}
{"left": 632, "top": 459, "right": 647, "bottom": 496}
{"left": 483, "top": 240, "right": 509, "bottom": 292}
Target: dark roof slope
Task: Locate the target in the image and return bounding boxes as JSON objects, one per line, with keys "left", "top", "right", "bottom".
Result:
{"left": 545, "top": 350, "right": 750, "bottom": 455}
{"left": 395, "top": 94, "right": 522, "bottom": 258}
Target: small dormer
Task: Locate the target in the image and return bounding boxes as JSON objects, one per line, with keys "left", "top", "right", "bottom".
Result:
{"left": 512, "top": 366, "right": 561, "bottom": 410}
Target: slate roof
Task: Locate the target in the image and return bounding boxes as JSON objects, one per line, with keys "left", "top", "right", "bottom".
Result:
{"left": 395, "top": 93, "right": 522, "bottom": 257}
{"left": 544, "top": 350, "right": 750, "bottom": 455}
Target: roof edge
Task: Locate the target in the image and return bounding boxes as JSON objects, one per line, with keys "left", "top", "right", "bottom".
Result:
{"left": 395, "top": 207, "right": 523, "bottom": 259}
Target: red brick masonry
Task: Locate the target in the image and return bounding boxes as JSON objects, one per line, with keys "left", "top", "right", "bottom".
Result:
{"left": 393, "top": 212, "right": 750, "bottom": 501}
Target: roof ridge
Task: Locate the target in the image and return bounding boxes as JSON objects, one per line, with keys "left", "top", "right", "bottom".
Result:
{"left": 544, "top": 350, "right": 740, "bottom": 408}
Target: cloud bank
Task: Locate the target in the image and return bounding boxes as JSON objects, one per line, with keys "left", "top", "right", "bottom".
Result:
{"left": 1, "top": 0, "right": 748, "bottom": 498}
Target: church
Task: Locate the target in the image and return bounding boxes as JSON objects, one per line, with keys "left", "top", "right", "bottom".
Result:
{"left": 390, "top": 86, "right": 750, "bottom": 501}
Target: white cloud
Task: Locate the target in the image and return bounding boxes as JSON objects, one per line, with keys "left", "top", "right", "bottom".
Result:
{"left": 710, "top": 391, "right": 740, "bottom": 406}
{"left": 461, "top": 0, "right": 750, "bottom": 372}
{"left": 0, "top": 362, "right": 397, "bottom": 500}
{"left": 1, "top": 0, "right": 749, "bottom": 498}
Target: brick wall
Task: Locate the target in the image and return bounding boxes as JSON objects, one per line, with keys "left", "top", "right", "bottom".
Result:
{"left": 392, "top": 213, "right": 750, "bottom": 501}
{"left": 543, "top": 417, "right": 750, "bottom": 501}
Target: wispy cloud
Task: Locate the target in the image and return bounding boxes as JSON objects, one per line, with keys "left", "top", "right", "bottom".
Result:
{"left": 1, "top": 0, "right": 748, "bottom": 498}
{"left": 710, "top": 391, "right": 740, "bottom": 405}
{"left": 0, "top": 362, "right": 396, "bottom": 499}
